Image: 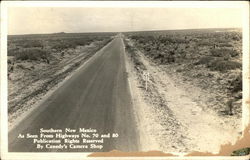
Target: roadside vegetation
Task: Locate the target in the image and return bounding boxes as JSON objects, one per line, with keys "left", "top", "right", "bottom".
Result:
{"left": 124, "top": 28, "right": 242, "bottom": 117}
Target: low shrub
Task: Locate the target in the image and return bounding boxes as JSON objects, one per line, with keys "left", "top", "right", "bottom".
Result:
{"left": 229, "top": 73, "right": 242, "bottom": 93}
{"left": 210, "top": 48, "right": 239, "bottom": 58}
{"left": 197, "top": 40, "right": 214, "bottom": 46}
{"left": 51, "top": 38, "right": 94, "bottom": 51}
{"left": 15, "top": 48, "right": 50, "bottom": 62}
{"left": 17, "top": 40, "right": 43, "bottom": 48}
{"left": 218, "top": 43, "right": 233, "bottom": 47}
{"left": 51, "top": 42, "right": 71, "bottom": 51}
{"left": 8, "top": 48, "right": 19, "bottom": 56}
{"left": 208, "top": 60, "right": 241, "bottom": 72}
{"left": 232, "top": 36, "right": 241, "bottom": 41}
{"left": 194, "top": 56, "right": 215, "bottom": 65}
{"left": 214, "top": 38, "right": 231, "bottom": 44}
{"left": 125, "top": 43, "right": 136, "bottom": 53}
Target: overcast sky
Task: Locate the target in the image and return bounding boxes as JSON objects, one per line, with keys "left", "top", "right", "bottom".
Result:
{"left": 8, "top": 7, "right": 243, "bottom": 35}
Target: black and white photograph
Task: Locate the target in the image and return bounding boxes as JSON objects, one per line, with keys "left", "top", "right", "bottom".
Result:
{"left": 1, "top": 1, "right": 249, "bottom": 159}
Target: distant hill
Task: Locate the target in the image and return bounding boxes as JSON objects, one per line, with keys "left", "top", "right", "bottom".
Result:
{"left": 52, "top": 32, "right": 66, "bottom": 35}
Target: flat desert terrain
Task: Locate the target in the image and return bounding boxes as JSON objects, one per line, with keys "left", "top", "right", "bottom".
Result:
{"left": 8, "top": 29, "right": 242, "bottom": 153}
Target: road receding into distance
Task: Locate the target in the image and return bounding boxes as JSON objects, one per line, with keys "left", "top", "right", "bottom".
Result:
{"left": 9, "top": 35, "right": 139, "bottom": 152}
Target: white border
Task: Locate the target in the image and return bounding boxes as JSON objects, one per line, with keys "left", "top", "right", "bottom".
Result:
{"left": 242, "top": 2, "right": 250, "bottom": 130}
{"left": 0, "top": 1, "right": 248, "bottom": 8}
{"left": 1, "top": 1, "right": 249, "bottom": 160}
{"left": 1, "top": 2, "right": 9, "bottom": 160}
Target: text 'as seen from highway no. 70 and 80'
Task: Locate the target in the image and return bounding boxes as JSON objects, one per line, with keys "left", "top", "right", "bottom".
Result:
{"left": 16, "top": 128, "right": 119, "bottom": 151}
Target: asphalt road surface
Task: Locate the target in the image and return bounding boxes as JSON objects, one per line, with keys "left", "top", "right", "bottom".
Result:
{"left": 9, "top": 36, "right": 139, "bottom": 152}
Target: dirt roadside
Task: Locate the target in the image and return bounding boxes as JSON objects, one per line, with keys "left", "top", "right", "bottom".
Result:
{"left": 123, "top": 38, "right": 241, "bottom": 153}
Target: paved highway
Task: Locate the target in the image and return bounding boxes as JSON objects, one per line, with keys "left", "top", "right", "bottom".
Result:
{"left": 9, "top": 36, "right": 139, "bottom": 152}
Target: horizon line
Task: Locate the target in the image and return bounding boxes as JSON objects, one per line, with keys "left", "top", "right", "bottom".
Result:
{"left": 8, "top": 27, "right": 242, "bottom": 36}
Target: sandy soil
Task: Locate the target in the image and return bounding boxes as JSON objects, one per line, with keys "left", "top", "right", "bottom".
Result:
{"left": 124, "top": 38, "right": 241, "bottom": 153}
